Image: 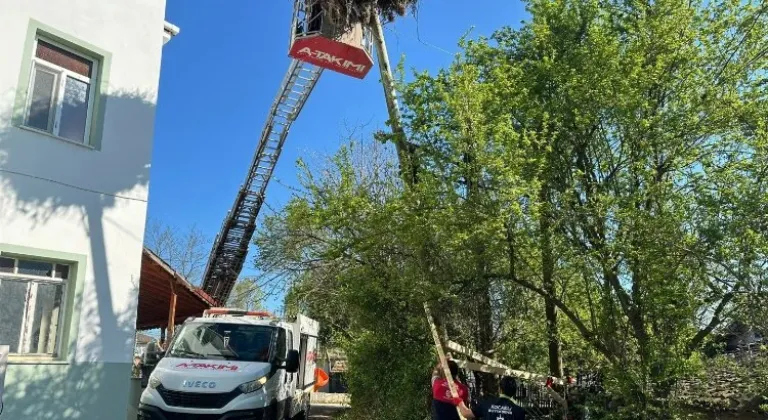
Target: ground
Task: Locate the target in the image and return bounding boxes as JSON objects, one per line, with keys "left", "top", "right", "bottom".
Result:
{"left": 309, "top": 403, "right": 347, "bottom": 419}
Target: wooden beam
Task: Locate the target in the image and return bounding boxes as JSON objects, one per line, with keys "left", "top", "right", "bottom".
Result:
{"left": 453, "top": 360, "right": 567, "bottom": 409}
{"left": 446, "top": 340, "right": 563, "bottom": 385}
{"left": 453, "top": 360, "right": 510, "bottom": 376}
{"left": 424, "top": 304, "right": 465, "bottom": 420}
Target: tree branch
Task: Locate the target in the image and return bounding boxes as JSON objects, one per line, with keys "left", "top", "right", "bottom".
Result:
{"left": 493, "top": 271, "right": 616, "bottom": 363}
{"left": 687, "top": 291, "right": 735, "bottom": 353}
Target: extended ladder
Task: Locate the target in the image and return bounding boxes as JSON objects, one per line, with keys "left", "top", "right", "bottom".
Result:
{"left": 201, "top": 59, "right": 323, "bottom": 304}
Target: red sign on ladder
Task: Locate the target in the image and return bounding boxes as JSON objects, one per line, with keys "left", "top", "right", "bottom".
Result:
{"left": 289, "top": 35, "right": 373, "bottom": 79}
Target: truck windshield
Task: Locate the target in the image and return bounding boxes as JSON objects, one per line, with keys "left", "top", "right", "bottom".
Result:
{"left": 167, "top": 323, "right": 275, "bottom": 362}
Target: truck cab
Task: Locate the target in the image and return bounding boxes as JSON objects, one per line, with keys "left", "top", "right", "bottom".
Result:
{"left": 138, "top": 309, "right": 319, "bottom": 420}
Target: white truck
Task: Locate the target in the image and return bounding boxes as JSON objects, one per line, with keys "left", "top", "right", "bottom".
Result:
{"left": 138, "top": 309, "right": 320, "bottom": 420}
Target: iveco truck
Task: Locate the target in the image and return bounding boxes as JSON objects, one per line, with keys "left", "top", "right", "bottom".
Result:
{"left": 138, "top": 309, "right": 320, "bottom": 420}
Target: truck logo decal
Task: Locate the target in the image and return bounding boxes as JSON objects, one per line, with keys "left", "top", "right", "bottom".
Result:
{"left": 296, "top": 47, "right": 366, "bottom": 74}
{"left": 175, "top": 363, "right": 239, "bottom": 372}
{"left": 182, "top": 380, "right": 217, "bottom": 389}
{"left": 306, "top": 351, "right": 317, "bottom": 363}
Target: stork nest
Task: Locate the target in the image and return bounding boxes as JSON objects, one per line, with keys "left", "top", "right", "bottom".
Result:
{"left": 319, "top": 0, "right": 418, "bottom": 29}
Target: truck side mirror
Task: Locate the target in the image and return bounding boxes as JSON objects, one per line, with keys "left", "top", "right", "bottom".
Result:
{"left": 285, "top": 350, "right": 300, "bottom": 373}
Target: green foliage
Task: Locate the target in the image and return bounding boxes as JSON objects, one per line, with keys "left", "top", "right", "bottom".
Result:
{"left": 255, "top": 141, "right": 438, "bottom": 419}
{"left": 226, "top": 277, "right": 264, "bottom": 311}
{"left": 254, "top": 0, "right": 768, "bottom": 418}
{"left": 343, "top": 330, "right": 434, "bottom": 419}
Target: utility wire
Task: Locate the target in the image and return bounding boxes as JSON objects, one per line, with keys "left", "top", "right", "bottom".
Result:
{"left": 0, "top": 168, "right": 148, "bottom": 203}
{"left": 384, "top": 23, "right": 453, "bottom": 56}
{"left": 413, "top": 7, "right": 454, "bottom": 56}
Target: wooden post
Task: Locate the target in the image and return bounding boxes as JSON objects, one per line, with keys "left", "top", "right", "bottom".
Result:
{"left": 167, "top": 279, "right": 177, "bottom": 340}
{"left": 424, "top": 304, "right": 465, "bottom": 420}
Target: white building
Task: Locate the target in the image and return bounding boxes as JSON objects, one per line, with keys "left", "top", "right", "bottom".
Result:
{"left": 0, "top": 0, "right": 177, "bottom": 418}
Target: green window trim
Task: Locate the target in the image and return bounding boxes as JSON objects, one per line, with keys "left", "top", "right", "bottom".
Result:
{"left": 0, "top": 243, "right": 87, "bottom": 363}
{"left": 12, "top": 19, "right": 112, "bottom": 151}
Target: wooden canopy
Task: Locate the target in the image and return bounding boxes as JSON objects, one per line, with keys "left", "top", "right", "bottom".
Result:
{"left": 136, "top": 248, "right": 215, "bottom": 332}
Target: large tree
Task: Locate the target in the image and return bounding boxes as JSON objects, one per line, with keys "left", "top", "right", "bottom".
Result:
{"left": 411, "top": 0, "right": 768, "bottom": 413}
{"left": 256, "top": 0, "right": 768, "bottom": 417}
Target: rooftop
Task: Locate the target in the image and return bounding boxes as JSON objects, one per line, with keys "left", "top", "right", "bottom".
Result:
{"left": 136, "top": 247, "right": 214, "bottom": 330}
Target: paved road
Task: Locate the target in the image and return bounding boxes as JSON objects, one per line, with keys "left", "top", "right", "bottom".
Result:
{"left": 308, "top": 392, "right": 349, "bottom": 419}
{"left": 309, "top": 404, "right": 347, "bottom": 419}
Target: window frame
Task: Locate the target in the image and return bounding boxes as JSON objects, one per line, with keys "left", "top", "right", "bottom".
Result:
{"left": 0, "top": 256, "right": 71, "bottom": 357}
{"left": 287, "top": 330, "right": 294, "bottom": 351}
{"left": 22, "top": 36, "right": 99, "bottom": 146}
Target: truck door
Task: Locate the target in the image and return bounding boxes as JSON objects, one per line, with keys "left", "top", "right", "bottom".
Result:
{"left": 274, "top": 328, "right": 289, "bottom": 406}
{"left": 296, "top": 314, "right": 319, "bottom": 391}
{"left": 291, "top": 315, "right": 319, "bottom": 418}
{"left": 298, "top": 334, "right": 309, "bottom": 389}
{"left": 286, "top": 330, "right": 295, "bottom": 388}
{"left": 290, "top": 329, "right": 310, "bottom": 419}
{"left": 285, "top": 329, "right": 296, "bottom": 412}
{"left": 301, "top": 334, "right": 318, "bottom": 389}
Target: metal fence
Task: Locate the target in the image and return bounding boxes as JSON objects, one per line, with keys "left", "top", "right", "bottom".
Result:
{"left": 464, "top": 370, "right": 567, "bottom": 419}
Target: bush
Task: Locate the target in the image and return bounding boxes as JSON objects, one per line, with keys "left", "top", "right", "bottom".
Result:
{"left": 342, "top": 329, "right": 434, "bottom": 420}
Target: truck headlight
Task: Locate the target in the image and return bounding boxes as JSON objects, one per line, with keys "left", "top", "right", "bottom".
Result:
{"left": 238, "top": 376, "right": 268, "bottom": 394}
{"left": 149, "top": 375, "right": 162, "bottom": 389}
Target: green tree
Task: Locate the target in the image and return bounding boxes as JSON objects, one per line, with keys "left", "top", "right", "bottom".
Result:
{"left": 256, "top": 0, "right": 768, "bottom": 418}
{"left": 417, "top": 0, "right": 768, "bottom": 414}
{"left": 226, "top": 277, "right": 265, "bottom": 311}
{"left": 256, "top": 139, "right": 438, "bottom": 419}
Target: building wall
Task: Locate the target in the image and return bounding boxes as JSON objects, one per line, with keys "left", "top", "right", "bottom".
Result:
{"left": 0, "top": 0, "right": 169, "bottom": 418}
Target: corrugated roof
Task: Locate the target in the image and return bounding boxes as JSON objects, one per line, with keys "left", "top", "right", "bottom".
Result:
{"left": 136, "top": 247, "right": 214, "bottom": 330}
{"left": 135, "top": 331, "right": 155, "bottom": 345}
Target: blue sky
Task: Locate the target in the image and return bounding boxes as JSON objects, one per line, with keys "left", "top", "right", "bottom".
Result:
{"left": 148, "top": 0, "right": 528, "bottom": 311}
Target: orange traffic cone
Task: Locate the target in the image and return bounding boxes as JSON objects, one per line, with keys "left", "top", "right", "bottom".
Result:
{"left": 314, "top": 368, "right": 329, "bottom": 391}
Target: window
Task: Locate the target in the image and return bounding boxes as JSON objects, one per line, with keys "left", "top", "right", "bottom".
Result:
{"left": 23, "top": 37, "right": 98, "bottom": 144}
{"left": 167, "top": 323, "right": 276, "bottom": 362}
{"left": 276, "top": 328, "right": 287, "bottom": 359}
{"left": 0, "top": 256, "right": 69, "bottom": 356}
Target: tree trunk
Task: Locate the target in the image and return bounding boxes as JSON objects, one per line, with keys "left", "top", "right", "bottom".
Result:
{"left": 540, "top": 187, "right": 564, "bottom": 378}
{"left": 545, "top": 298, "right": 563, "bottom": 377}
{"left": 475, "top": 286, "right": 498, "bottom": 396}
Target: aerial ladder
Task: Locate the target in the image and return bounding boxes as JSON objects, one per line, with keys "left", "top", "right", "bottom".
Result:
{"left": 201, "top": 0, "right": 375, "bottom": 304}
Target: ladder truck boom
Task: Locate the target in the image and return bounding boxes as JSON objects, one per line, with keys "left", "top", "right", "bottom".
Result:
{"left": 200, "top": 60, "right": 323, "bottom": 304}
{"left": 200, "top": 0, "right": 374, "bottom": 305}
